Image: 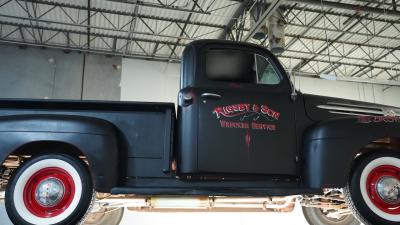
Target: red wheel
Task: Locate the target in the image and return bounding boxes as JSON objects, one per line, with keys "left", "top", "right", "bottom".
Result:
{"left": 5, "top": 154, "right": 93, "bottom": 225}
{"left": 365, "top": 165, "right": 400, "bottom": 215}
{"left": 344, "top": 152, "right": 400, "bottom": 225}
{"left": 23, "top": 167, "right": 76, "bottom": 218}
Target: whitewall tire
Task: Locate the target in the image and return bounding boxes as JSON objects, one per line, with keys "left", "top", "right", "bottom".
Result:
{"left": 5, "top": 154, "right": 93, "bottom": 225}
{"left": 344, "top": 152, "right": 400, "bottom": 225}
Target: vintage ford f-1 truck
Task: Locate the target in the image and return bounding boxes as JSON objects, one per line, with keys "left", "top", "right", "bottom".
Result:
{"left": 0, "top": 40, "right": 399, "bottom": 225}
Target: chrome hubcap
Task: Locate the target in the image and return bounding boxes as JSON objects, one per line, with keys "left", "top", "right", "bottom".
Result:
{"left": 34, "top": 178, "right": 65, "bottom": 207}
{"left": 376, "top": 176, "right": 400, "bottom": 204}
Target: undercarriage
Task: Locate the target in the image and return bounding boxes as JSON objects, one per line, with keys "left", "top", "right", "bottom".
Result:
{"left": 0, "top": 155, "right": 351, "bottom": 221}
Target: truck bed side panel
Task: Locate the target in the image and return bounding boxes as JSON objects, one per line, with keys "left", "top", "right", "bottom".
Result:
{"left": 0, "top": 99, "right": 175, "bottom": 182}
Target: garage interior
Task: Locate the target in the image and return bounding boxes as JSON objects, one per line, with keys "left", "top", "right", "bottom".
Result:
{"left": 0, "top": 0, "right": 399, "bottom": 225}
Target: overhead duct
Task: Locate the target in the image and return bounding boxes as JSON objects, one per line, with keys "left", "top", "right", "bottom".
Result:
{"left": 248, "top": 2, "right": 286, "bottom": 55}
{"left": 249, "top": 2, "right": 268, "bottom": 40}
{"left": 267, "top": 9, "right": 286, "bottom": 55}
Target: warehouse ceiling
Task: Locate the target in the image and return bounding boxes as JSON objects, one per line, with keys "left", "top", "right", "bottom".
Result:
{"left": 0, "top": 0, "right": 399, "bottom": 82}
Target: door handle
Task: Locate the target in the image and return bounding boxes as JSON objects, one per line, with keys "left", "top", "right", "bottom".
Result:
{"left": 201, "top": 93, "right": 222, "bottom": 99}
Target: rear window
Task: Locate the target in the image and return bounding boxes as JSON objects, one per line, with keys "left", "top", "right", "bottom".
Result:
{"left": 205, "top": 49, "right": 281, "bottom": 85}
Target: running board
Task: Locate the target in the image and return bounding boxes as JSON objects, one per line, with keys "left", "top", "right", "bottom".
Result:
{"left": 111, "top": 186, "right": 323, "bottom": 197}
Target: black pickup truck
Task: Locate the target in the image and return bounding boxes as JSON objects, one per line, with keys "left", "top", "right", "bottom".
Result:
{"left": 1, "top": 40, "right": 400, "bottom": 225}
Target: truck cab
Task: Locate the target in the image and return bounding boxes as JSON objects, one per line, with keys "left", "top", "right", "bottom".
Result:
{"left": 177, "top": 40, "right": 299, "bottom": 176}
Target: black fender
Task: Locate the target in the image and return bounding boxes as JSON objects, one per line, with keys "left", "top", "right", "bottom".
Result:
{"left": 303, "top": 116, "right": 400, "bottom": 188}
{"left": 0, "top": 114, "right": 119, "bottom": 192}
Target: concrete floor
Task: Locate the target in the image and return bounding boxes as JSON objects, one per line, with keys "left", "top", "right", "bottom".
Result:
{"left": 0, "top": 201, "right": 310, "bottom": 225}
{"left": 0, "top": 201, "right": 13, "bottom": 225}
{"left": 0, "top": 201, "right": 308, "bottom": 225}
{"left": 0, "top": 201, "right": 363, "bottom": 225}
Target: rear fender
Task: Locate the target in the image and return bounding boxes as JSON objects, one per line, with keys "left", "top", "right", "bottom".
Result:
{"left": 0, "top": 114, "right": 119, "bottom": 192}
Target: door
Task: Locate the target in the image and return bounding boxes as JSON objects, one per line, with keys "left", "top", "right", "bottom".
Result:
{"left": 197, "top": 49, "right": 297, "bottom": 175}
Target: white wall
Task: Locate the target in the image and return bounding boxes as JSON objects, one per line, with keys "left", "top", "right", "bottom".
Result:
{"left": 0, "top": 44, "right": 122, "bottom": 100}
{"left": 121, "top": 58, "right": 180, "bottom": 104}
{"left": 381, "top": 86, "right": 400, "bottom": 107}
{"left": 122, "top": 58, "right": 400, "bottom": 107}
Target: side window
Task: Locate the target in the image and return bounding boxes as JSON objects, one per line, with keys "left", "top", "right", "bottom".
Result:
{"left": 204, "top": 49, "right": 281, "bottom": 85}
{"left": 206, "top": 49, "right": 256, "bottom": 83}
{"left": 255, "top": 54, "right": 281, "bottom": 85}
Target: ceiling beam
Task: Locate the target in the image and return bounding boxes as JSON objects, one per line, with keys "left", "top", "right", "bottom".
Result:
{"left": 169, "top": 0, "right": 198, "bottom": 58}
{"left": 286, "top": 0, "right": 400, "bottom": 17}
{"left": 3, "top": 13, "right": 394, "bottom": 50}
{"left": 284, "top": 6, "right": 400, "bottom": 25}
{"left": 285, "top": 22, "right": 400, "bottom": 42}
{"left": 20, "top": 0, "right": 224, "bottom": 29}
{"left": 124, "top": 0, "right": 140, "bottom": 55}
{"left": 0, "top": 21, "right": 185, "bottom": 46}
{"left": 284, "top": 13, "right": 323, "bottom": 50}
{"left": 291, "top": 17, "right": 363, "bottom": 72}
{"left": 290, "top": 0, "right": 384, "bottom": 72}
{"left": 351, "top": 45, "right": 400, "bottom": 77}
{"left": 219, "top": 0, "right": 250, "bottom": 39}
{"left": 282, "top": 35, "right": 397, "bottom": 56}
{"left": 282, "top": 49, "right": 399, "bottom": 66}
{"left": 106, "top": 0, "right": 210, "bottom": 15}
{"left": 231, "top": 0, "right": 400, "bottom": 24}
{"left": 0, "top": 38, "right": 180, "bottom": 62}
{"left": 279, "top": 55, "right": 400, "bottom": 73}
{"left": 0, "top": 14, "right": 195, "bottom": 41}
{"left": 87, "top": 0, "right": 91, "bottom": 49}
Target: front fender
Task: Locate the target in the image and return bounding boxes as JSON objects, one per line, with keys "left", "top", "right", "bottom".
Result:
{"left": 303, "top": 116, "right": 400, "bottom": 188}
{"left": 0, "top": 114, "right": 119, "bottom": 192}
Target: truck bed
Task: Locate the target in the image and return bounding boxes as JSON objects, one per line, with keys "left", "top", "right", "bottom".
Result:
{"left": 0, "top": 98, "right": 175, "bottom": 179}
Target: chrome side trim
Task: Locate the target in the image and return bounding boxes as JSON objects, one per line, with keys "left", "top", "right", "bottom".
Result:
{"left": 317, "top": 104, "right": 384, "bottom": 115}
{"left": 327, "top": 111, "right": 371, "bottom": 116}
{"left": 325, "top": 102, "right": 382, "bottom": 111}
